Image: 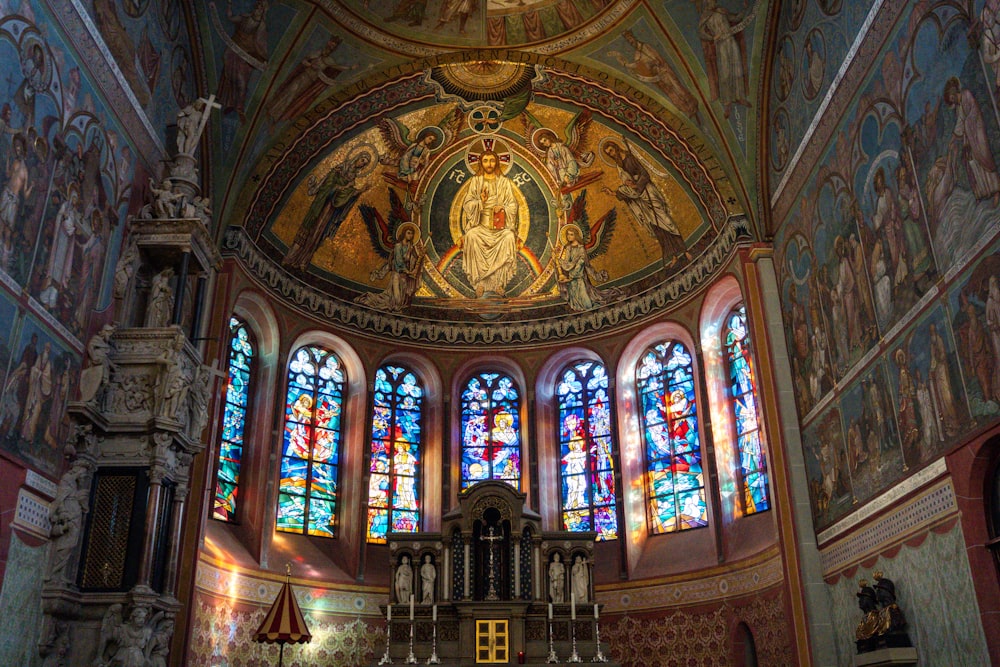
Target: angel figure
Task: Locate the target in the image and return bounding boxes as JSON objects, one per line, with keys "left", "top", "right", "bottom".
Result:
{"left": 355, "top": 188, "right": 426, "bottom": 311}
{"left": 554, "top": 191, "right": 623, "bottom": 311}
{"left": 377, "top": 109, "right": 461, "bottom": 197}
{"left": 95, "top": 604, "right": 157, "bottom": 667}
{"left": 525, "top": 111, "right": 597, "bottom": 212}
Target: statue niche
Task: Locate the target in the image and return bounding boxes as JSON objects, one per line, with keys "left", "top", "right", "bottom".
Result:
{"left": 473, "top": 507, "right": 510, "bottom": 601}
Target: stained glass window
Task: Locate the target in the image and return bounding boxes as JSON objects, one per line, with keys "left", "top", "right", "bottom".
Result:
{"left": 636, "top": 341, "right": 707, "bottom": 534}
{"left": 460, "top": 372, "right": 521, "bottom": 490}
{"left": 213, "top": 317, "right": 253, "bottom": 522}
{"left": 366, "top": 364, "right": 424, "bottom": 543}
{"left": 276, "top": 345, "right": 345, "bottom": 537}
{"left": 725, "top": 304, "right": 770, "bottom": 514}
{"left": 557, "top": 361, "right": 618, "bottom": 540}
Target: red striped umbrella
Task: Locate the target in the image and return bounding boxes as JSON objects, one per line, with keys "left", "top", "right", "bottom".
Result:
{"left": 254, "top": 566, "right": 311, "bottom": 667}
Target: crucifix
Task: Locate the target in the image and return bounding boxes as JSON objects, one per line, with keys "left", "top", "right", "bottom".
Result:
{"left": 480, "top": 526, "right": 503, "bottom": 601}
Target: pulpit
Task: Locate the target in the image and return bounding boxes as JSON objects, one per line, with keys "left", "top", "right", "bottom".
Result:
{"left": 380, "top": 482, "right": 619, "bottom": 665}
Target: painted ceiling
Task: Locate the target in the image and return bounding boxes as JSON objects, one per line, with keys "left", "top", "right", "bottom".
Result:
{"left": 184, "top": 0, "right": 775, "bottom": 344}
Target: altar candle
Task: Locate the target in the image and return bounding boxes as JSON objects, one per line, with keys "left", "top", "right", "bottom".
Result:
{"left": 409, "top": 594, "right": 414, "bottom": 620}
{"left": 594, "top": 603, "right": 599, "bottom": 620}
{"left": 432, "top": 604, "right": 437, "bottom": 622}
{"left": 387, "top": 603, "right": 391, "bottom": 621}
{"left": 548, "top": 602, "right": 553, "bottom": 620}
{"left": 571, "top": 592, "right": 576, "bottom": 620}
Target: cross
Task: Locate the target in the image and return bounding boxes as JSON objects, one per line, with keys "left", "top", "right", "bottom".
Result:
{"left": 195, "top": 95, "right": 221, "bottom": 145}
{"left": 481, "top": 526, "right": 504, "bottom": 601}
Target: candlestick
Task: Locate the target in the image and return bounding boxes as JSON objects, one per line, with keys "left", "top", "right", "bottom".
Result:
{"left": 594, "top": 603, "right": 599, "bottom": 620}
{"left": 548, "top": 602, "right": 553, "bottom": 620}
{"left": 571, "top": 592, "right": 576, "bottom": 620}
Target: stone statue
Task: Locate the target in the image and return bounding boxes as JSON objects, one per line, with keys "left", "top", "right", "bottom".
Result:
{"left": 420, "top": 554, "right": 436, "bottom": 604}
{"left": 158, "top": 338, "right": 189, "bottom": 420}
{"left": 148, "top": 178, "right": 183, "bottom": 219}
{"left": 145, "top": 268, "right": 174, "bottom": 328}
{"left": 187, "top": 365, "right": 212, "bottom": 438}
{"left": 78, "top": 324, "right": 116, "bottom": 406}
{"left": 47, "top": 458, "right": 91, "bottom": 582}
{"left": 395, "top": 554, "right": 413, "bottom": 603}
{"left": 145, "top": 616, "right": 174, "bottom": 667}
{"left": 175, "top": 95, "right": 218, "bottom": 157}
{"left": 548, "top": 553, "right": 565, "bottom": 603}
{"left": 112, "top": 240, "right": 139, "bottom": 300}
{"left": 571, "top": 555, "right": 589, "bottom": 603}
{"left": 94, "top": 604, "right": 154, "bottom": 667}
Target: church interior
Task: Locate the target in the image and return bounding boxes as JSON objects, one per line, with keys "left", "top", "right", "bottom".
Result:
{"left": 0, "top": 0, "right": 998, "bottom": 664}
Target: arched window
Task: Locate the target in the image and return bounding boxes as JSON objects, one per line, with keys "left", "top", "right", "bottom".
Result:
{"left": 276, "top": 345, "right": 345, "bottom": 537}
{"left": 460, "top": 372, "right": 521, "bottom": 490}
{"left": 725, "top": 305, "right": 770, "bottom": 514}
{"left": 213, "top": 317, "right": 254, "bottom": 522}
{"left": 636, "top": 340, "right": 707, "bottom": 534}
{"left": 367, "top": 364, "right": 424, "bottom": 543}
{"left": 557, "top": 361, "right": 618, "bottom": 540}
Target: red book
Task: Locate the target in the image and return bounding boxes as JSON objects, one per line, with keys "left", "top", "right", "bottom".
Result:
{"left": 492, "top": 208, "right": 505, "bottom": 229}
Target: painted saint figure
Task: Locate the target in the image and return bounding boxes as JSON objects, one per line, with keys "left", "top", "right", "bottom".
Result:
{"left": 216, "top": 0, "right": 269, "bottom": 121}
{"left": 943, "top": 77, "right": 1000, "bottom": 206}
{"left": 697, "top": 0, "right": 753, "bottom": 119}
{"left": 283, "top": 152, "right": 371, "bottom": 271}
{"left": 611, "top": 31, "right": 700, "bottom": 121}
{"left": 458, "top": 150, "right": 521, "bottom": 297}
{"left": 356, "top": 222, "right": 426, "bottom": 311}
{"left": 268, "top": 37, "right": 348, "bottom": 123}
{"left": 602, "top": 140, "right": 689, "bottom": 268}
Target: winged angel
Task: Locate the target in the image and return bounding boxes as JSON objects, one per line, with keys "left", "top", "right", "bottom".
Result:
{"left": 93, "top": 604, "right": 174, "bottom": 667}
{"left": 355, "top": 188, "right": 427, "bottom": 311}
{"left": 377, "top": 109, "right": 463, "bottom": 200}
{"left": 523, "top": 110, "right": 600, "bottom": 212}
{"left": 555, "top": 190, "right": 623, "bottom": 311}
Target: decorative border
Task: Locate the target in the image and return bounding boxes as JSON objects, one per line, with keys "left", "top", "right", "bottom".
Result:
{"left": 817, "top": 459, "right": 949, "bottom": 547}
{"left": 600, "top": 550, "right": 785, "bottom": 613}
{"left": 195, "top": 556, "right": 386, "bottom": 615}
{"left": 819, "top": 475, "right": 957, "bottom": 576}
{"left": 224, "top": 215, "right": 746, "bottom": 348}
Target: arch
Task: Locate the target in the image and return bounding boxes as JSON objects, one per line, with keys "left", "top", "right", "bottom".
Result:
{"left": 451, "top": 356, "right": 527, "bottom": 497}
{"left": 732, "top": 621, "right": 759, "bottom": 667}
{"left": 700, "top": 275, "right": 771, "bottom": 519}
{"left": 212, "top": 316, "right": 255, "bottom": 522}
{"left": 274, "top": 331, "right": 367, "bottom": 541}
{"left": 365, "top": 361, "right": 426, "bottom": 543}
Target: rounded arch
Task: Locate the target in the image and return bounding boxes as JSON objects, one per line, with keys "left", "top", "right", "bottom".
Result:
{"left": 450, "top": 356, "right": 529, "bottom": 507}
{"left": 616, "top": 320, "right": 714, "bottom": 576}
{"left": 700, "top": 275, "right": 747, "bottom": 523}
{"left": 370, "top": 351, "right": 445, "bottom": 534}
{"left": 535, "top": 347, "right": 608, "bottom": 529}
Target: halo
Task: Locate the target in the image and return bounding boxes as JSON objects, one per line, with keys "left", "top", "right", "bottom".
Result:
{"left": 345, "top": 142, "right": 378, "bottom": 178}
{"left": 465, "top": 136, "right": 512, "bottom": 175}
{"left": 415, "top": 126, "right": 445, "bottom": 152}
{"left": 395, "top": 221, "right": 420, "bottom": 243}
{"left": 597, "top": 136, "right": 624, "bottom": 167}
{"left": 559, "top": 223, "right": 582, "bottom": 246}
{"left": 19, "top": 35, "right": 53, "bottom": 91}
{"left": 530, "top": 127, "right": 558, "bottom": 153}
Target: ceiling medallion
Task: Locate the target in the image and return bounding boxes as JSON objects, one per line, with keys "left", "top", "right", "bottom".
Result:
{"left": 428, "top": 61, "right": 536, "bottom": 104}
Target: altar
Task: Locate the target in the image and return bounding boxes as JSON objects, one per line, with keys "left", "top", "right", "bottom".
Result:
{"left": 377, "top": 482, "right": 619, "bottom": 665}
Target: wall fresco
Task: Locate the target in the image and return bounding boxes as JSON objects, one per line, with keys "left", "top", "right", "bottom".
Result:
{"left": 774, "top": 0, "right": 1000, "bottom": 530}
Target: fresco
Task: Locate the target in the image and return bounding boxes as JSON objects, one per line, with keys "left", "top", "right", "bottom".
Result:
{"left": 774, "top": 0, "right": 1000, "bottom": 529}
{"left": 0, "top": 317, "right": 79, "bottom": 475}
{"left": 768, "top": 0, "right": 879, "bottom": 193}
{"left": 801, "top": 404, "right": 851, "bottom": 531}
{"left": 254, "top": 75, "right": 720, "bottom": 328}
{"left": 84, "top": 0, "right": 195, "bottom": 138}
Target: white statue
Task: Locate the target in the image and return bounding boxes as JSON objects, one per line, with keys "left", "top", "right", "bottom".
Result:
{"left": 78, "top": 324, "right": 116, "bottom": 405}
{"left": 145, "top": 268, "right": 174, "bottom": 328}
{"left": 548, "top": 553, "right": 565, "bottom": 603}
{"left": 395, "top": 554, "right": 413, "bottom": 603}
{"left": 47, "top": 459, "right": 91, "bottom": 582}
{"left": 175, "top": 95, "right": 218, "bottom": 157}
{"left": 420, "top": 554, "right": 436, "bottom": 604}
{"left": 571, "top": 555, "right": 589, "bottom": 604}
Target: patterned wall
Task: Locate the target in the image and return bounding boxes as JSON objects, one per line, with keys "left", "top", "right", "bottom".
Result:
{"left": 771, "top": 0, "right": 1000, "bottom": 532}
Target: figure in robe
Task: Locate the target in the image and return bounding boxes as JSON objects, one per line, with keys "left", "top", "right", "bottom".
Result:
{"left": 267, "top": 37, "right": 348, "bottom": 123}
{"left": 928, "top": 323, "right": 961, "bottom": 438}
{"left": 216, "top": 0, "right": 269, "bottom": 122}
{"left": 943, "top": 76, "right": 1000, "bottom": 205}
{"left": 697, "top": 0, "right": 754, "bottom": 119}
{"left": 611, "top": 31, "right": 700, "bottom": 121}
{"left": 282, "top": 151, "right": 371, "bottom": 271}
{"left": 458, "top": 150, "right": 521, "bottom": 297}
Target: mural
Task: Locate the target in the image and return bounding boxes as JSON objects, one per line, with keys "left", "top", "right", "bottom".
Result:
{"left": 250, "top": 63, "right": 728, "bottom": 335}
{"left": 775, "top": 0, "right": 1000, "bottom": 529}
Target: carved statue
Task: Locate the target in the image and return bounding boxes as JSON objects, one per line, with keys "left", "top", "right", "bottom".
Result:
{"left": 175, "top": 95, "right": 218, "bottom": 157}
{"left": 571, "top": 555, "right": 589, "bottom": 603}
{"left": 187, "top": 365, "right": 212, "bottom": 438}
{"left": 39, "top": 616, "right": 69, "bottom": 667}
{"left": 112, "top": 241, "right": 139, "bottom": 300}
{"left": 78, "top": 324, "right": 116, "bottom": 406}
{"left": 144, "top": 268, "right": 175, "bottom": 328}
{"left": 395, "top": 554, "right": 413, "bottom": 603}
{"left": 93, "top": 604, "right": 163, "bottom": 667}
{"left": 548, "top": 553, "right": 565, "bottom": 603}
{"left": 47, "top": 458, "right": 92, "bottom": 583}
{"left": 158, "top": 338, "right": 189, "bottom": 421}
{"left": 148, "top": 178, "right": 183, "bottom": 219}
{"left": 420, "top": 554, "right": 436, "bottom": 604}
{"left": 145, "top": 617, "right": 174, "bottom": 667}
{"left": 855, "top": 578, "right": 880, "bottom": 641}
